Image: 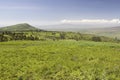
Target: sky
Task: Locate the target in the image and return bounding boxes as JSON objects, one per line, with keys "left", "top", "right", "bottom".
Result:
{"left": 0, "top": 0, "right": 120, "bottom": 27}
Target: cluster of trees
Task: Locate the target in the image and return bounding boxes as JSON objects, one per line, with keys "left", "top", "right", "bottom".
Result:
{"left": 92, "top": 36, "right": 101, "bottom": 42}
{"left": 0, "top": 32, "right": 39, "bottom": 42}
{"left": 0, "top": 31, "right": 118, "bottom": 42}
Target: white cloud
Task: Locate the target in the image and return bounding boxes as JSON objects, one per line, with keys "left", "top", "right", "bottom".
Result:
{"left": 61, "top": 19, "right": 120, "bottom": 24}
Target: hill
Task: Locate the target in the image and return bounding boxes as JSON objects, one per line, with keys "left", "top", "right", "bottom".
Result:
{"left": 80, "top": 26, "right": 120, "bottom": 39}
{"left": 0, "top": 23, "right": 41, "bottom": 32}
{"left": 2, "top": 23, "right": 119, "bottom": 39}
{"left": 0, "top": 23, "right": 119, "bottom": 42}
{"left": 43, "top": 24, "right": 93, "bottom": 31}
{"left": 43, "top": 24, "right": 120, "bottom": 39}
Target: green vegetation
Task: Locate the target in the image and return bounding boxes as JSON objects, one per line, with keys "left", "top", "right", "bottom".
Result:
{"left": 0, "top": 23, "right": 119, "bottom": 42}
{"left": 0, "top": 40, "right": 120, "bottom": 80}
{"left": 0, "top": 23, "right": 120, "bottom": 79}
{"left": 0, "top": 31, "right": 117, "bottom": 42}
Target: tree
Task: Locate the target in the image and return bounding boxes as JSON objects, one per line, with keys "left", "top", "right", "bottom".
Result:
{"left": 92, "top": 36, "right": 101, "bottom": 42}
{"left": 60, "top": 33, "right": 66, "bottom": 39}
{"left": 115, "top": 37, "right": 120, "bottom": 43}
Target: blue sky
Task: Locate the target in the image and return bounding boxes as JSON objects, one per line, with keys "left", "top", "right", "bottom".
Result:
{"left": 0, "top": 0, "right": 120, "bottom": 26}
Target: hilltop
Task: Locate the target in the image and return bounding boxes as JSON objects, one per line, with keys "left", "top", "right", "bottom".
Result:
{"left": 0, "top": 23, "right": 42, "bottom": 32}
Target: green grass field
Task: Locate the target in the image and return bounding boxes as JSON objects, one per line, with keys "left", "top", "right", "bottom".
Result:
{"left": 0, "top": 40, "right": 120, "bottom": 80}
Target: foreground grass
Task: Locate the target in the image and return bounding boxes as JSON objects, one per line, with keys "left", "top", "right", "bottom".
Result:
{"left": 0, "top": 40, "right": 120, "bottom": 80}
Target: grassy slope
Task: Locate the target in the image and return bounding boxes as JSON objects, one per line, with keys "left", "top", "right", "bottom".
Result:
{"left": 0, "top": 40, "right": 120, "bottom": 80}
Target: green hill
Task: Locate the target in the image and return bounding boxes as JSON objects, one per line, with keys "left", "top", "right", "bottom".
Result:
{"left": 0, "top": 23, "right": 41, "bottom": 31}
{"left": 0, "top": 23, "right": 119, "bottom": 42}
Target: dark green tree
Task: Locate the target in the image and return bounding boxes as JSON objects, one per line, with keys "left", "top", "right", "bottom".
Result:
{"left": 92, "top": 36, "right": 101, "bottom": 42}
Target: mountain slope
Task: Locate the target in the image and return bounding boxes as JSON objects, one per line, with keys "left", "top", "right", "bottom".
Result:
{"left": 0, "top": 23, "right": 41, "bottom": 31}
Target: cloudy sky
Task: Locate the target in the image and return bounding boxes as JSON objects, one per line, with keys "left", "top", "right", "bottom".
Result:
{"left": 0, "top": 0, "right": 120, "bottom": 27}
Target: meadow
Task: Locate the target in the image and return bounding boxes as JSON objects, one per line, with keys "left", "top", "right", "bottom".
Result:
{"left": 0, "top": 40, "right": 120, "bottom": 80}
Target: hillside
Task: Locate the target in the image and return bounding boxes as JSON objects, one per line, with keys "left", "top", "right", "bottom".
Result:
{"left": 0, "top": 23, "right": 41, "bottom": 31}
{"left": 0, "top": 23, "right": 119, "bottom": 42}
{"left": 42, "top": 24, "right": 120, "bottom": 39}
{"left": 80, "top": 26, "right": 120, "bottom": 39}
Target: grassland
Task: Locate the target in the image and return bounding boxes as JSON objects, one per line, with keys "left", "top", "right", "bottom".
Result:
{"left": 0, "top": 40, "right": 120, "bottom": 80}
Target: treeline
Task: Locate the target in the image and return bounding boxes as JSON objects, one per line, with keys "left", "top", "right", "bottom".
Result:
{"left": 0, "top": 31, "right": 119, "bottom": 42}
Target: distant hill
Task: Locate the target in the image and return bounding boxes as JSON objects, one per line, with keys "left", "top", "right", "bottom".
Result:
{"left": 43, "top": 24, "right": 120, "bottom": 39}
{"left": 42, "top": 23, "right": 120, "bottom": 31}
{"left": 79, "top": 26, "right": 120, "bottom": 39}
{"left": 43, "top": 24, "right": 94, "bottom": 31}
{"left": 0, "top": 23, "right": 42, "bottom": 32}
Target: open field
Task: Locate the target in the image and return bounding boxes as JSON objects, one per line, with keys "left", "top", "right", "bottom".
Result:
{"left": 0, "top": 40, "right": 120, "bottom": 80}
